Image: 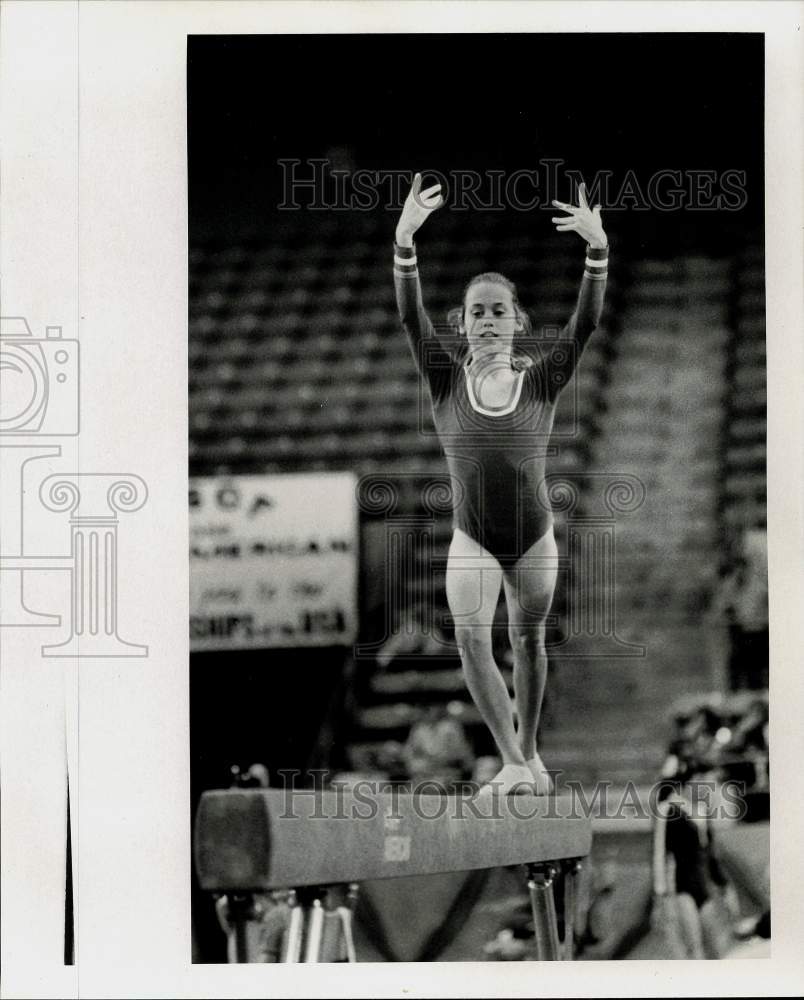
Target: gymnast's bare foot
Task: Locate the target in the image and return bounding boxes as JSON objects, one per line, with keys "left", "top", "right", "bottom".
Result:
{"left": 474, "top": 762, "right": 535, "bottom": 798}
{"left": 525, "top": 753, "right": 554, "bottom": 796}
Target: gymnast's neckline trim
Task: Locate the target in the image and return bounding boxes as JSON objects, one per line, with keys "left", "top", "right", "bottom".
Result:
{"left": 462, "top": 362, "right": 526, "bottom": 417}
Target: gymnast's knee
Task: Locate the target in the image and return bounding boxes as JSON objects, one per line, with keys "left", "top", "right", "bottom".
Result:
{"left": 508, "top": 623, "right": 546, "bottom": 659}
{"left": 453, "top": 623, "right": 492, "bottom": 663}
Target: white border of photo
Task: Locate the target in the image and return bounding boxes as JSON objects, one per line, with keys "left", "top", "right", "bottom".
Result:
{"left": 0, "top": 1, "right": 801, "bottom": 997}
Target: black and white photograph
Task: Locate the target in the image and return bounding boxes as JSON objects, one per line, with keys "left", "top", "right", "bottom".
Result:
{"left": 189, "top": 32, "right": 770, "bottom": 964}
{"left": 1, "top": 2, "right": 802, "bottom": 997}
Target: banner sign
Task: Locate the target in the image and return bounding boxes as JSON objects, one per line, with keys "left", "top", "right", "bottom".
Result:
{"left": 190, "top": 473, "right": 358, "bottom": 651}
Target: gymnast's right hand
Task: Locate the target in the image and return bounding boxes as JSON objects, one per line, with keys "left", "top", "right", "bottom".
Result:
{"left": 395, "top": 172, "right": 444, "bottom": 247}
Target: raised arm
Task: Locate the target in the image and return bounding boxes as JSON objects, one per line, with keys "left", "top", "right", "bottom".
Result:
{"left": 542, "top": 182, "right": 609, "bottom": 399}
{"left": 394, "top": 174, "right": 461, "bottom": 400}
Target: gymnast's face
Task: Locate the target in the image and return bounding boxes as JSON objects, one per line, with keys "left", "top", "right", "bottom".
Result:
{"left": 462, "top": 282, "right": 523, "bottom": 361}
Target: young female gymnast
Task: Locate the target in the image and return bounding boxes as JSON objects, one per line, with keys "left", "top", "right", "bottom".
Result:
{"left": 393, "top": 173, "right": 608, "bottom": 795}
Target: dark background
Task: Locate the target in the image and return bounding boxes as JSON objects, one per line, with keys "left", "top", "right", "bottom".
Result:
{"left": 188, "top": 33, "right": 764, "bottom": 251}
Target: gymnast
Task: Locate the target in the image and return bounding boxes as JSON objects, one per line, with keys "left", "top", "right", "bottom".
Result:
{"left": 393, "top": 173, "right": 608, "bottom": 796}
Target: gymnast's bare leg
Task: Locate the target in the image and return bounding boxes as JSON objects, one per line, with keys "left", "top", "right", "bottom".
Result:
{"left": 446, "top": 527, "right": 534, "bottom": 794}
{"left": 502, "top": 526, "right": 559, "bottom": 795}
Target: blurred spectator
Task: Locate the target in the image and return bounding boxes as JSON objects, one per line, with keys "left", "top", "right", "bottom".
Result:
{"left": 714, "top": 528, "right": 768, "bottom": 690}
{"left": 341, "top": 740, "right": 407, "bottom": 783}
{"left": 728, "top": 696, "right": 769, "bottom": 753}
{"left": 376, "top": 740, "right": 408, "bottom": 781}
{"left": 402, "top": 702, "right": 475, "bottom": 790}
{"left": 664, "top": 691, "right": 769, "bottom": 796}
{"left": 663, "top": 704, "right": 723, "bottom": 781}
{"left": 229, "top": 762, "right": 270, "bottom": 788}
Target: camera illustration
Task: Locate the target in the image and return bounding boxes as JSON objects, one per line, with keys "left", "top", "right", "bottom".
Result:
{"left": 0, "top": 317, "right": 79, "bottom": 435}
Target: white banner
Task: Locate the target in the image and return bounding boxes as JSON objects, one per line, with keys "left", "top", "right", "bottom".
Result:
{"left": 189, "top": 473, "right": 358, "bottom": 650}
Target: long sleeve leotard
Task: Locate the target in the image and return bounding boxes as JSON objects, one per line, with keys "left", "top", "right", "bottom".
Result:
{"left": 394, "top": 240, "right": 608, "bottom": 566}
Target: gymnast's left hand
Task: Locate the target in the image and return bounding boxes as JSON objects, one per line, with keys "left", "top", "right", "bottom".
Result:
{"left": 551, "top": 182, "right": 608, "bottom": 249}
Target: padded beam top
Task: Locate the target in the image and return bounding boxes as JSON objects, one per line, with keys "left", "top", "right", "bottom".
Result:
{"left": 195, "top": 787, "right": 593, "bottom": 891}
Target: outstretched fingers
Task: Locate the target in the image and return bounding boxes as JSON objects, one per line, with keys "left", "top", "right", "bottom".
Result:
{"left": 552, "top": 181, "right": 590, "bottom": 215}
{"left": 551, "top": 179, "right": 606, "bottom": 244}
{"left": 578, "top": 181, "right": 589, "bottom": 209}
{"left": 551, "top": 209, "right": 578, "bottom": 229}
{"left": 407, "top": 172, "right": 444, "bottom": 207}
{"left": 420, "top": 182, "right": 442, "bottom": 200}
{"left": 551, "top": 199, "right": 579, "bottom": 234}
{"left": 397, "top": 171, "right": 445, "bottom": 241}
{"left": 419, "top": 182, "right": 444, "bottom": 210}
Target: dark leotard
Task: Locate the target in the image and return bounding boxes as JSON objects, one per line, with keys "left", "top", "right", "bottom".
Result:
{"left": 394, "top": 240, "right": 608, "bottom": 568}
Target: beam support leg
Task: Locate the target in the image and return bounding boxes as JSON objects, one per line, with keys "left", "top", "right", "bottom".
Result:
{"left": 226, "top": 893, "right": 255, "bottom": 964}
{"left": 302, "top": 894, "right": 327, "bottom": 962}
{"left": 527, "top": 862, "right": 561, "bottom": 961}
{"left": 561, "top": 859, "right": 582, "bottom": 960}
{"left": 279, "top": 890, "right": 305, "bottom": 963}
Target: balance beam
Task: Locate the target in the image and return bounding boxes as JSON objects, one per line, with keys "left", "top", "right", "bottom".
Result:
{"left": 195, "top": 788, "right": 592, "bottom": 962}
{"left": 195, "top": 787, "right": 591, "bottom": 890}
